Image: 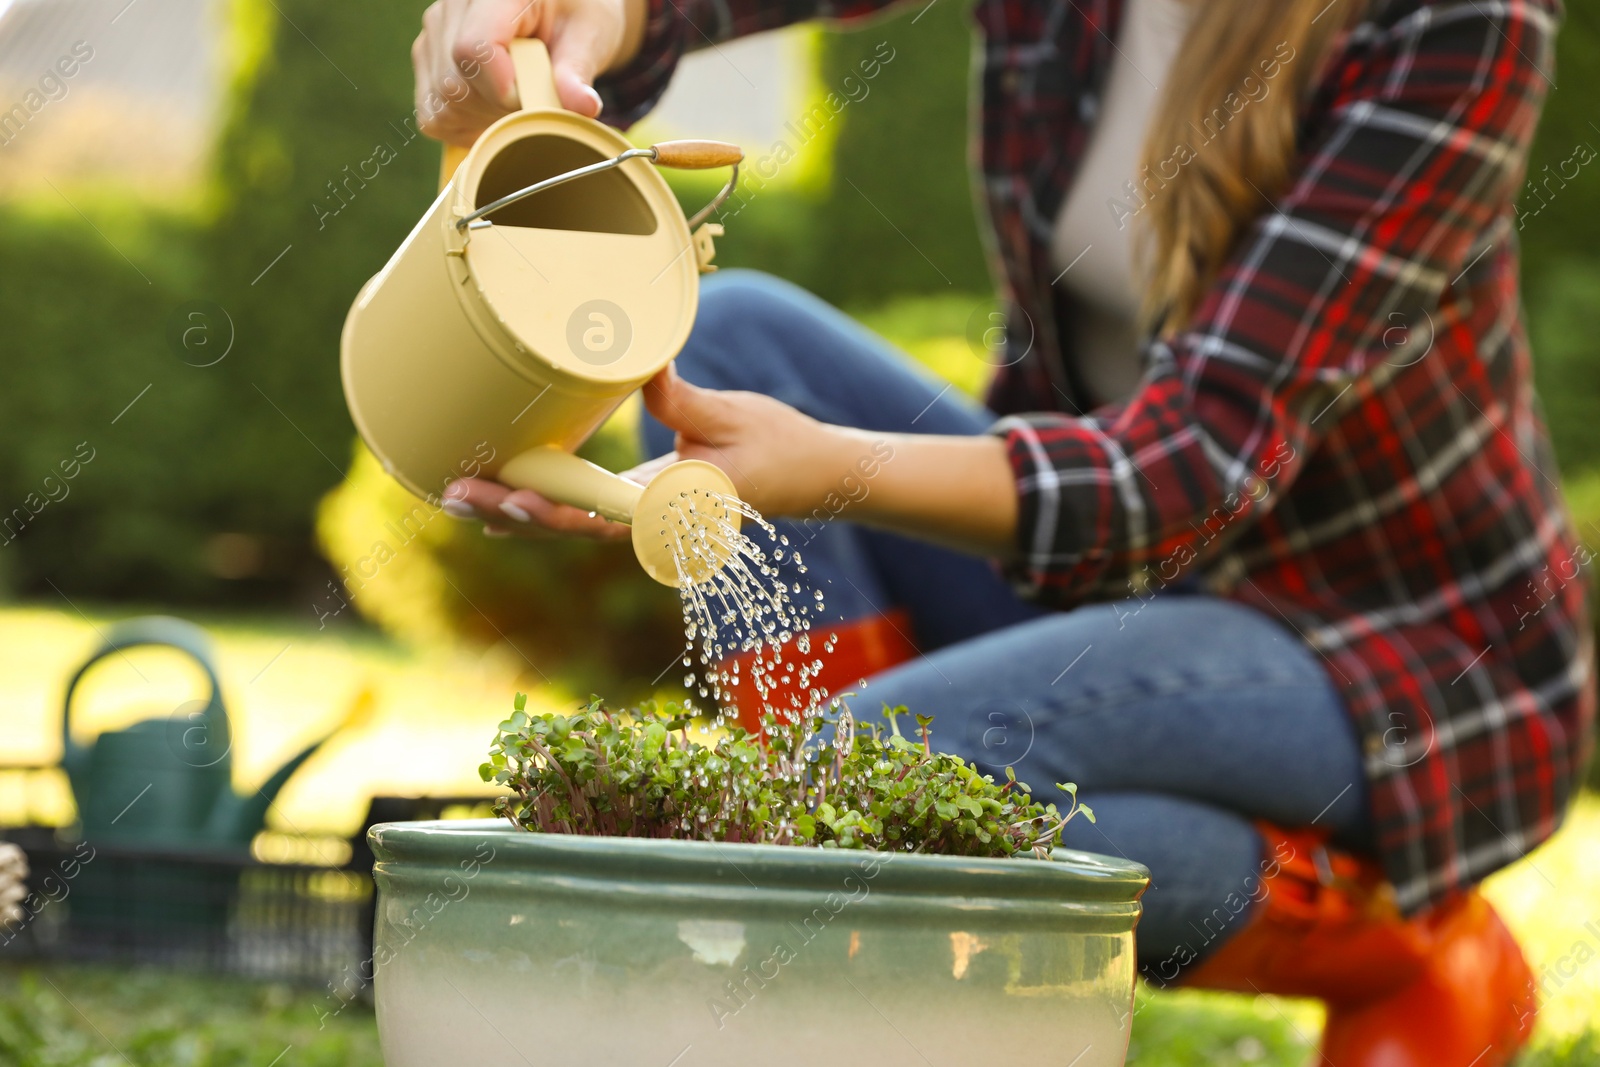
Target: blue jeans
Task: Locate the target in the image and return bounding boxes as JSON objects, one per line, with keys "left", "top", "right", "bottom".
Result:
{"left": 642, "top": 271, "right": 1372, "bottom": 976}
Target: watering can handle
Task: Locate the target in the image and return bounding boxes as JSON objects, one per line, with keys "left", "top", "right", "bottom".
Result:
{"left": 438, "top": 38, "right": 564, "bottom": 188}
{"left": 510, "top": 38, "right": 562, "bottom": 111}
{"left": 61, "top": 616, "right": 227, "bottom": 768}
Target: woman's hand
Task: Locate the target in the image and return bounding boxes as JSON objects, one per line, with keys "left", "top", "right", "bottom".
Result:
{"left": 443, "top": 366, "right": 1020, "bottom": 558}
{"left": 412, "top": 0, "right": 646, "bottom": 143}
{"left": 641, "top": 366, "right": 857, "bottom": 519}
{"left": 644, "top": 368, "right": 1020, "bottom": 556}
{"left": 441, "top": 368, "right": 855, "bottom": 540}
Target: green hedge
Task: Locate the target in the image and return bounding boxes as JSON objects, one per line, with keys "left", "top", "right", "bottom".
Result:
{"left": 673, "top": 0, "right": 993, "bottom": 305}
{"left": 812, "top": 0, "right": 992, "bottom": 304}
{"left": 0, "top": 0, "right": 435, "bottom": 603}
{"left": 0, "top": 205, "right": 202, "bottom": 596}
{"left": 1522, "top": 1, "right": 1600, "bottom": 481}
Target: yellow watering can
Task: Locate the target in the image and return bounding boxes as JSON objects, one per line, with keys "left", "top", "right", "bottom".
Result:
{"left": 341, "top": 40, "right": 743, "bottom": 586}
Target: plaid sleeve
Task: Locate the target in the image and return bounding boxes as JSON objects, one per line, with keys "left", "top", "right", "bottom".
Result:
{"left": 995, "top": 0, "right": 1556, "bottom": 605}
{"left": 597, "top": 0, "right": 911, "bottom": 126}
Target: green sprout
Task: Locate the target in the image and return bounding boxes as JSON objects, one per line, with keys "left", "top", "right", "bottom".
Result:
{"left": 481, "top": 695, "right": 1093, "bottom": 859}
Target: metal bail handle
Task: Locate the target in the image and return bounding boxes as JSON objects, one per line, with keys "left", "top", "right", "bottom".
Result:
{"left": 455, "top": 139, "right": 742, "bottom": 231}
{"left": 439, "top": 37, "right": 744, "bottom": 223}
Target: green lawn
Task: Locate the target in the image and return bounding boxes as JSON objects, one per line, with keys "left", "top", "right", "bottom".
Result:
{"left": 0, "top": 964, "right": 382, "bottom": 1067}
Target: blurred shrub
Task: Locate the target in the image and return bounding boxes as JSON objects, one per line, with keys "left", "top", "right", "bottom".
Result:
{"left": 1529, "top": 259, "right": 1600, "bottom": 481}
{"left": 812, "top": 0, "right": 992, "bottom": 305}
{"left": 0, "top": 0, "right": 436, "bottom": 603}
{"left": 189, "top": 0, "right": 439, "bottom": 592}
{"left": 1522, "top": 1, "right": 1600, "bottom": 482}
{"left": 0, "top": 204, "right": 204, "bottom": 597}
{"left": 1517, "top": 0, "right": 1600, "bottom": 320}
{"left": 660, "top": 0, "right": 991, "bottom": 308}
{"left": 315, "top": 411, "right": 683, "bottom": 697}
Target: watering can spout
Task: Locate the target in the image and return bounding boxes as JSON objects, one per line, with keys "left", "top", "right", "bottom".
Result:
{"left": 498, "top": 446, "right": 742, "bottom": 587}
{"left": 201, "top": 684, "right": 372, "bottom": 846}
{"left": 203, "top": 736, "right": 328, "bottom": 846}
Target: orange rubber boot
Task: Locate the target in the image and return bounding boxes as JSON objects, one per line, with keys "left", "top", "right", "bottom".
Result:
{"left": 717, "top": 609, "right": 919, "bottom": 733}
{"left": 1319, "top": 890, "right": 1537, "bottom": 1066}
{"left": 1182, "top": 824, "right": 1536, "bottom": 1067}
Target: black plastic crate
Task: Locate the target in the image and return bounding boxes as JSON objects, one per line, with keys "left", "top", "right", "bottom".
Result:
{"left": 0, "top": 831, "right": 370, "bottom": 984}
{"left": 0, "top": 794, "right": 494, "bottom": 984}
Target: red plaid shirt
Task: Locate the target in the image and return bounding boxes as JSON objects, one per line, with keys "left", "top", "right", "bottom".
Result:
{"left": 601, "top": 0, "right": 1595, "bottom": 912}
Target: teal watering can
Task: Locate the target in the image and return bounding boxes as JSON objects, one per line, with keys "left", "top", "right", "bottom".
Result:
{"left": 62, "top": 616, "right": 334, "bottom": 852}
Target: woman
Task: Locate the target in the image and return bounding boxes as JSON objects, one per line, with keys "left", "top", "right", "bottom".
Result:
{"left": 414, "top": 0, "right": 1593, "bottom": 1059}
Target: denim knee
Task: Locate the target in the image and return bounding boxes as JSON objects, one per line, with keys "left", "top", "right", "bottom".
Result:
{"left": 675, "top": 269, "right": 812, "bottom": 388}
{"left": 643, "top": 271, "right": 824, "bottom": 457}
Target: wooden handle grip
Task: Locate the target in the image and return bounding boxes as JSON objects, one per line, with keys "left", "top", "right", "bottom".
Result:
{"left": 650, "top": 140, "right": 744, "bottom": 169}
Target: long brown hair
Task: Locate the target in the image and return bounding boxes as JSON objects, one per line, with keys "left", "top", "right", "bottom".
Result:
{"left": 1138, "top": 0, "right": 1370, "bottom": 335}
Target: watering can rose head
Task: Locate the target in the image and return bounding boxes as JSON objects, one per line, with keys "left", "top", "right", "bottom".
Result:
{"left": 481, "top": 693, "right": 1093, "bottom": 855}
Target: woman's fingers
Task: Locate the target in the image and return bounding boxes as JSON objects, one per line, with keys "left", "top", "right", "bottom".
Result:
{"left": 453, "top": 0, "right": 535, "bottom": 105}
{"left": 414, "top": 0, "right": 534, "bottom": 143}
{"left": 549, "top": 62, "right": 605, "bottom": 118}
{"left": 546, "top": 21, "right": 608, "bottom": 117}
{"left": 443, "top": 478, "right": 627, "bottom": 541}
{"left": 507, "top": 488, "right": 630, "bottom": 539}
{"left": 413, "top": 0, "right": 629, "bottom": 143}
{"left": 620, "top": 451, "right": 679, "bottom": 486}
{"left": 642, "top": 366, "right": 741, "bottom": 443}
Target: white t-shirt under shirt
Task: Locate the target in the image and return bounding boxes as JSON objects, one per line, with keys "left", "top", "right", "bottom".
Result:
{"left": 1050, "top": 0, "right": 1193, "bottom": 406}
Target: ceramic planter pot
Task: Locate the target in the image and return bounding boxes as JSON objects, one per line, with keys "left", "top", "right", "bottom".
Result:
{"left": 370, "top": 820, "right": 1149, "bottom": 1067}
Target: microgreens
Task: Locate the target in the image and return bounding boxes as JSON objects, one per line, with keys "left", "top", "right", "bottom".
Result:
{"left": 482, "top": 695, "right": 1093, "bottom": 858}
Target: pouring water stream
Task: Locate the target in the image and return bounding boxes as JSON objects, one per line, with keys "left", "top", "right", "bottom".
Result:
{"left": 663, "top": 493, "right": 851, "bottom": 728}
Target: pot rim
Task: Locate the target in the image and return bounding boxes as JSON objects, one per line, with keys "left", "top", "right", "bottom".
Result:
{"left": 371, "top": 819, "right": 1149, "bottom": 910}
